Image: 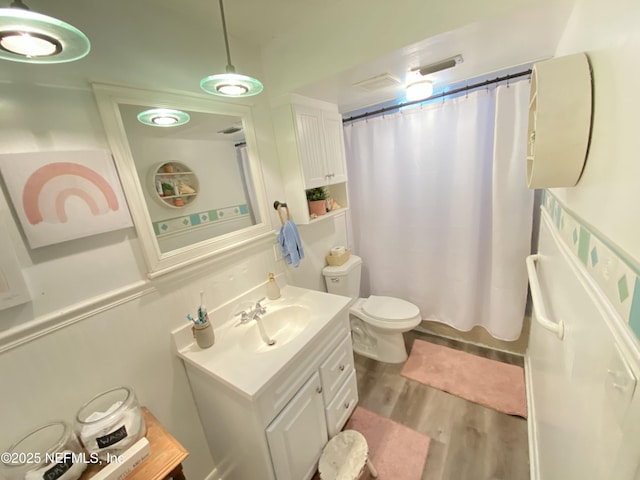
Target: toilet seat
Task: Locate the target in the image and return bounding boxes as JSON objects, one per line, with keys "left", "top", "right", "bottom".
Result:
{"left": 352, "top": 296, "right": 421, "bottom": 330}
{"left": 363, "top": 295, "right": 420, "bottom": 321}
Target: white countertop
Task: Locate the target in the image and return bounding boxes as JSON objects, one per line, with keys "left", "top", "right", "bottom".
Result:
{"left": 172, "top": 285, "right": 350, "bottom": 399}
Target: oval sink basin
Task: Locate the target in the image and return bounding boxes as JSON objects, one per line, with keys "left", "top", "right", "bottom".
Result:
{"left": 240, "top": 305, "right": 311, "bottom": 353}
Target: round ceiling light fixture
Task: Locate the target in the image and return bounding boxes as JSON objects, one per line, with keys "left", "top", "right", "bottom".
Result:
{"left": 200, "top": 71, "right": 263, "bottom": 97}
{"left": 137, "top": 108, "right": 191, "bottom": 127}
{"left": 200, "top": 0, "right": 263, "bottom": 98}
{"left": 0, "top": 2, "right": 90, "bottom": 63}
{"left": 405, "top": 80, "right": 434, "bottom": 102}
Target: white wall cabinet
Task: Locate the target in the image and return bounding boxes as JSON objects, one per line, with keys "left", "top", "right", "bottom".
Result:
{"left": 273, "top": 95, "right": 349, "bottom": 224}
{"left": 526, "top": 53, "right": 592, "bottom": 189}
{"left": 183, "top": 310, "right": 357, "bottom": 480}
{"left": 294, "top": 104, "right": 347, "bottom": 188}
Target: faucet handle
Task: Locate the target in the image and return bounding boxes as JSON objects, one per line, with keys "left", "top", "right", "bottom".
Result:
{"left": 254, "top": 297, "right": 267, "bottom": 314}
{"left": 234, "top": 310, "right": 251, "bottom": 323}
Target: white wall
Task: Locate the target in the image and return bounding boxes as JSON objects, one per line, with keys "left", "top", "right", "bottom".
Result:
{"left": 0, "top": 43, "right": 346, "bottom": 480}
{"left": 552, "top": 0, "right": 640, "bottom": 262}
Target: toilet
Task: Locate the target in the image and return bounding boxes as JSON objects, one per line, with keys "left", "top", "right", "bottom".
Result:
{"left": 322, "top": 255, "right": 421, "bottom": 363}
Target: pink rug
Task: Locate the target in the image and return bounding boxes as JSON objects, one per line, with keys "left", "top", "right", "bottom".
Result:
{"left": 344, "top": 406, "right": 430, "bottom": 480}
{"left": 401, "top": 339, "right": 527, "bottom": 418}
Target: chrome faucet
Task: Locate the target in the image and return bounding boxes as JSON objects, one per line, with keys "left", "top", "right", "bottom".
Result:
{"left": 234, "top": 298, "right": 275, "bottom": 346}
{"left": 252, "top": 298, "right": 267, "bottom": 318}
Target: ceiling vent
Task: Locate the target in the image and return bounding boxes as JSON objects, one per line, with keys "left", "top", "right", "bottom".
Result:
{"left": 218, "top": 125, "right": 243, "bottom": 135}
{"left": 352, "top": 73, "right": 401, "bottom": 91}
{"left": 412, "top": 55, "right": 463, "bottom": 76}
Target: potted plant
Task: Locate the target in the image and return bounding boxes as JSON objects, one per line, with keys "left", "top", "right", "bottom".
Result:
{"left": 306, "top": 187, "right": 328, "bottom": 216}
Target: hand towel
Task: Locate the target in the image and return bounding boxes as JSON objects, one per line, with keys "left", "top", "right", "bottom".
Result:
{"left": 279, "top": 220, "right": 304, "bottom": 267}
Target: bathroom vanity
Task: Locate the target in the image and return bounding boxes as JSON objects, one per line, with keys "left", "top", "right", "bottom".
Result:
{"left": 172, "top": 286, "right": 357, "bottom": 480}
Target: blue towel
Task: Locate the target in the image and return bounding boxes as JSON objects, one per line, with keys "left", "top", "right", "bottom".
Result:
{"left": 279, "top": 220, "right": 304, "bottom": 267}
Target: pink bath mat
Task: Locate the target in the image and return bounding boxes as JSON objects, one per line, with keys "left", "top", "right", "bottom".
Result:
{"left": 401, "top": 339, "right": 527, "bottom": 418}
{"left": 344, "top": 406, "right": 431, "bottom": 480}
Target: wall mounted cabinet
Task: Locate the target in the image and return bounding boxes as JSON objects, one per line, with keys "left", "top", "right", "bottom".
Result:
{"left": 273, "top": 95, "right": 349, "bottom": 224}
{"left": 526, "top": 53, "right": 593, "bottom": 189}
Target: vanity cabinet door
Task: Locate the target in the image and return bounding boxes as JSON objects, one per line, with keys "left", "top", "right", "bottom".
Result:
{"left": 266, "top": 372, "right": 328, "bottom": 480}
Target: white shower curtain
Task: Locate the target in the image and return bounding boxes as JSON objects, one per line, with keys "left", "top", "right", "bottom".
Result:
{"left": 343, "top": 82, "right": 533, "bottom": 340}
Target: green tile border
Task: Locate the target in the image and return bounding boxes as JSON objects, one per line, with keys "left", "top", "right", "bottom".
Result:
{"left": 542, "top": 191, "right": 640, "bottom": 341}
{"left": 152, "top": 204, "right": 249, "bottom": 238}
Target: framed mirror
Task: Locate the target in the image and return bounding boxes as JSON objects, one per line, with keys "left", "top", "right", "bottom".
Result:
{"left": 92, "top": 83, "right": 273, "bottom": 277}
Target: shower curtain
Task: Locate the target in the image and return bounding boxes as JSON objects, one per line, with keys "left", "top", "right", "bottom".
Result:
{"left": 343, "top": 82, "right": 533, "bottom": 340}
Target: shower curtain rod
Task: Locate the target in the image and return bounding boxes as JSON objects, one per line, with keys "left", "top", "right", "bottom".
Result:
{"left": 342, "top": 69, "right": 532, "bottom": 124}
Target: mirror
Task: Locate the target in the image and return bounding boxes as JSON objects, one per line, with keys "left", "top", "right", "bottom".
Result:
{"left": 92, "top": 83, "right": 272, "bottom": 277}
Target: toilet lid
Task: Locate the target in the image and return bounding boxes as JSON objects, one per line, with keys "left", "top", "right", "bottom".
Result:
{"left": 362, "top": 296, "right": 420, "bottom": 321}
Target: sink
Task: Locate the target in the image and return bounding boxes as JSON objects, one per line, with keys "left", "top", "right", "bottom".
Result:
{"left": 240, "top": 305, "right": 311, "bottom": 353}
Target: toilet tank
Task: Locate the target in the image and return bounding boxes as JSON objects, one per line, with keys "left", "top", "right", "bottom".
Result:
{"left": 322, "top": 255, "right": 362, "bottom": 299}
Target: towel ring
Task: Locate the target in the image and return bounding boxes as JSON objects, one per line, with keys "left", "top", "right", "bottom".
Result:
{"left": 273, "top": 201, "right": 291, "bottom": 226}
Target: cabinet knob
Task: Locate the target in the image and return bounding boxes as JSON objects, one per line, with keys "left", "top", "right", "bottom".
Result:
{"left": 339, "top": 364, "right": 345, "bottom": 372}
{"left": 316, "top": 386, "right": 323, "bottom": 394}
{"left": 344, "top": 401, "right": 351, "bottom": 409}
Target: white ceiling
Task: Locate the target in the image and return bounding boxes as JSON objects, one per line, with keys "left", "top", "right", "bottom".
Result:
{"left": 293, "top": 1, "right": 576, "bottom": 113}
{"left": 1, "top": 0, "right": 576, "bottom": 114}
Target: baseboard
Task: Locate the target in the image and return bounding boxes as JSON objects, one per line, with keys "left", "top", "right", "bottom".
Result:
{"left": 413, "top": 325, "right": 525, "bottom": 357}
{"left": 525, "top": 353, "right": 540, "bottom": 480}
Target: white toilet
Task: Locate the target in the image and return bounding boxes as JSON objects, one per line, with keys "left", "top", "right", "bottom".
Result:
{"left": 322, "top": 255, "right": 421, "bottom": 363}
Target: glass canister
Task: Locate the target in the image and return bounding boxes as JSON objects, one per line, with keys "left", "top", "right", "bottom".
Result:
{"left": 0, "top": 421, "right": 87, "bottom": 480}
{"left": 74, "top": 386, "right": 146, "bottom": 461}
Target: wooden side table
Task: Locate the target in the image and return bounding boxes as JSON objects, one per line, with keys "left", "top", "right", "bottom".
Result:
{"left": 81, "top": 407, "right": 189, "bottom": 480}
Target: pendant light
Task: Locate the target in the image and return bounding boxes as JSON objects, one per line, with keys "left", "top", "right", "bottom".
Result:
{"left": 0, "top": 0, "right": 90, "bottom": 63}
{"left": 137, "top": 108, "right": 190, "bottom": 127}
{"left": 200, "top": 0, "right": 263, "bottom": 97}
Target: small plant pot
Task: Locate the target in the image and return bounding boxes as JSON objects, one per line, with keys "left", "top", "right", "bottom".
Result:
{"left": 308, "top": 200, "right": 327, "bottom": 216}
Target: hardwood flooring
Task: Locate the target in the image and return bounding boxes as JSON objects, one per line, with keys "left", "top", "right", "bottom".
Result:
{"left": 353, "top": 330, "right": 530, "bottom": 480}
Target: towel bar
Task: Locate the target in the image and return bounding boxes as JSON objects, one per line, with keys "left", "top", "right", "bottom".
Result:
{"left": 273, "top": 201, "right": 291, "bottom": 226}
{"left": 526, "top": 254, "right": 565, "bottom": 340}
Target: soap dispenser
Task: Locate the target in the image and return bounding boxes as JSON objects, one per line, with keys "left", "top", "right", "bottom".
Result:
{"left": 266, "top": 273, "right": 281, "bottom": 300}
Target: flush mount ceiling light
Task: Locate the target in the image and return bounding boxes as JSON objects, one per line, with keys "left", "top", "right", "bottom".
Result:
{"left": 137, "top": 108, "right": 191, "bottom": 127}
{"left": 404, "top": 54, "right": 463, "bottom": 102}
{"left": 0, "top": 0, "right": 90, "bottom": 63}
{"left": 200, "top": 0, "right": 263, "bottom": 97}
{"left": 405, "top": 80, "right": 433, "bottom": 102}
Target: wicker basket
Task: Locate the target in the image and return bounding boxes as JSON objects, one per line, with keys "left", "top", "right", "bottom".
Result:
{"left": 325, "top": 248, "right": 350, "bottom": 267}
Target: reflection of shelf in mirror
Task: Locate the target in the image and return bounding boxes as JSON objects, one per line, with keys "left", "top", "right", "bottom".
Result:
{"left": 160, "top": 193, "right": 198, "bottom": 200}
{"left": 156, "top": 172, "right": 194, "bottom": 176}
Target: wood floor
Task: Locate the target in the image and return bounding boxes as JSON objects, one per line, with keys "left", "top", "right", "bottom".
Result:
{"left": 353, "top": 330, "right": 530, "bottom": 480}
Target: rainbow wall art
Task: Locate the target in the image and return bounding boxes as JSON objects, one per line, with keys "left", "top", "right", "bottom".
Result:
{"left": 0, "top": 150, "right": 132, "bottom": 248}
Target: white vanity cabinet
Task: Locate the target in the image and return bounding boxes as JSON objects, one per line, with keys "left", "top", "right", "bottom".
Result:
{"left": 179, "top": 294, "right": 357, "bottom": 480}
{"left": 273, "top": 94, "right": 349, "bottom": 224}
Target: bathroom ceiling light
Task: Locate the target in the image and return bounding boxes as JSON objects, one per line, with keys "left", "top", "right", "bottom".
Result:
{"left": 0, "top": 0, "right": 90, "bottom": 63}
{"left": 405, "top": 80, "right": 433, "bottom": 102}
{"left": 200, "top": 0, "right": 263, "bottom": 97}
{"left": 137, "top": 108, "right": 191, "bottom": 127}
